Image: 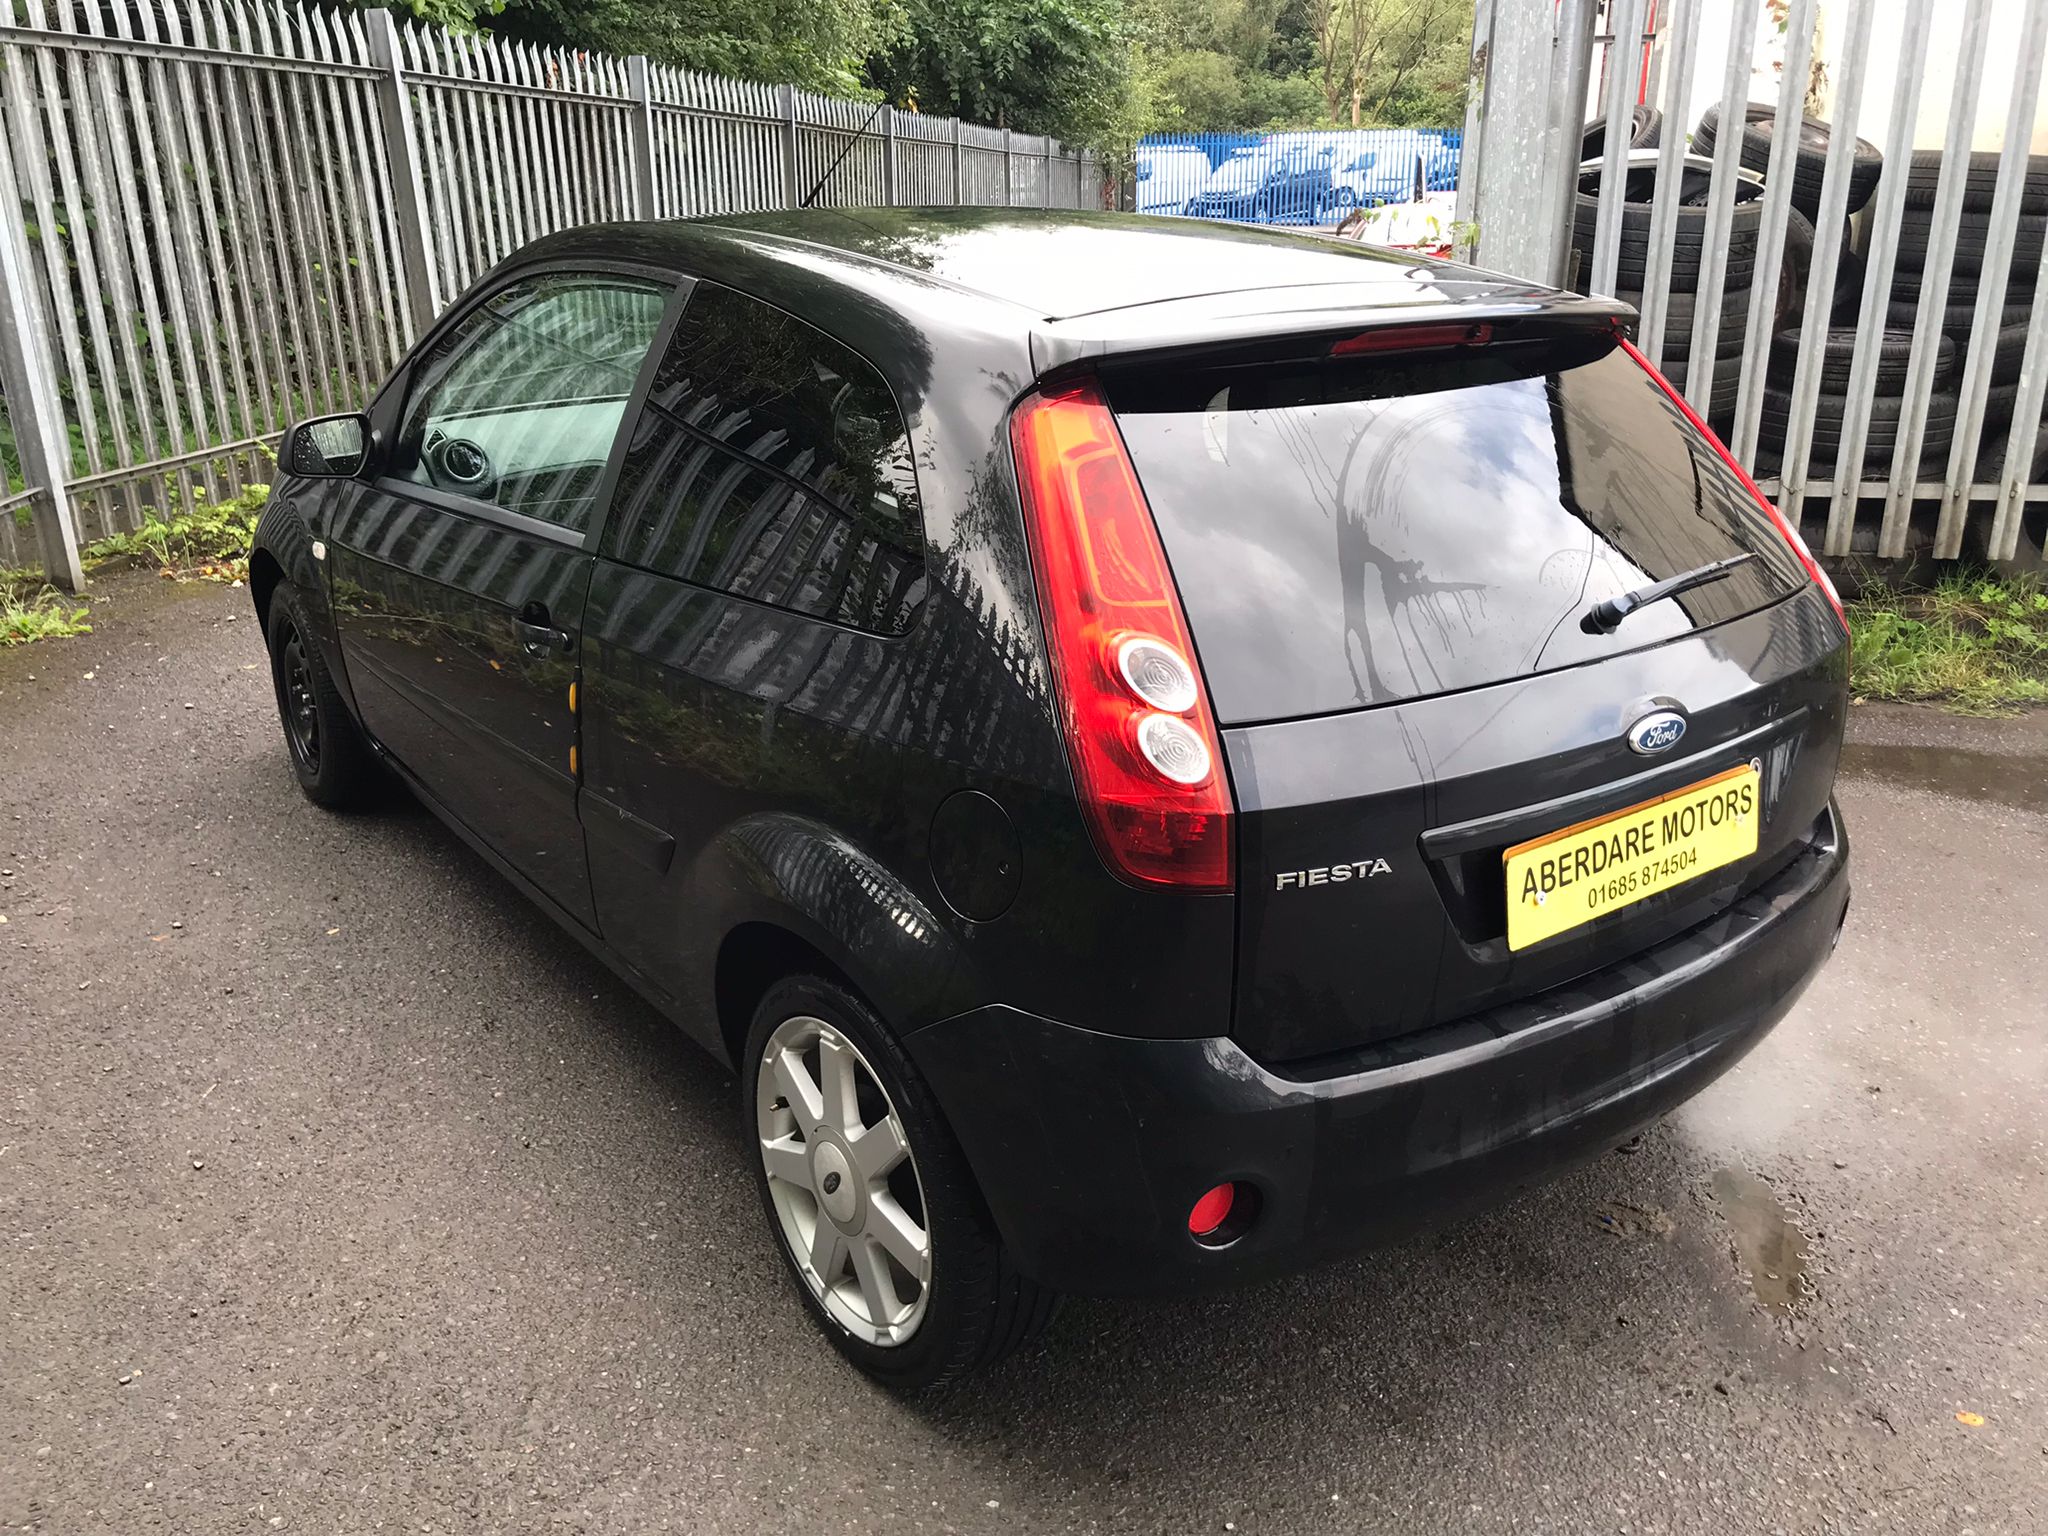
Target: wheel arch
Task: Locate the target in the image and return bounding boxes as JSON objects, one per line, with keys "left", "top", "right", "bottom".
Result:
{"left": 250, "top": 488, "right": 360, "bottom": 719}
{"left": 249, "top": 546, "right": 286, "bottom": 635}
{"left": 714, "top": 922, "right": 860, "bottom": 1069}
{"left": 696, "top": 813, "right": 968, "bottom": 1069}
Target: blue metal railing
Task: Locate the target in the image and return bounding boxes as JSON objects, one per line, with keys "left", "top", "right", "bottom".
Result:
{"left": 1134, "top": 129, "right": 1461, "bottom": 226}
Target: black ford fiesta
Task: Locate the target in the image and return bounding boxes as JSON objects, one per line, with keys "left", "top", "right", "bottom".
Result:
{"left": 254, "top": 208, "right": 1850, "bottom": 1390}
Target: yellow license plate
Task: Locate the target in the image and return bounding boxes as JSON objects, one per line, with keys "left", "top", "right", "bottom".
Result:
{"left": 1503, "top": 765, "right": 1760, "bottom": 952}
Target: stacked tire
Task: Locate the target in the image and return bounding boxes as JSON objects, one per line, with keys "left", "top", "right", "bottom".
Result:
{"left": 1580, "top": 105, "right": 1662, "bottom": 161}
{"left": 1884, "top": 150, "right": 2046, "bottom": 438}
{"left": 1569, "top": 146, "right": 1776, "bottom": 424}
{"left": 1693, "top": 104, "right": 1882, "bottom": 217}
{"left": 1757, "top": 328, "right": 1957, "bottom": 474}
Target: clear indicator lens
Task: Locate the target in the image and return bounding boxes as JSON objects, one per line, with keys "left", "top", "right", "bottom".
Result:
{"left": 1136, "top": 712, "right": 1212, "bottom": 786}
{"left": 1116, "top": 635, "right": 1199, "bottom": 714}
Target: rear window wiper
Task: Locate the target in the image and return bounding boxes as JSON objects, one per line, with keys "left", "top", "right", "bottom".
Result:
{"left": 1580, "top": 551, "right": 1760, "bottom": 634}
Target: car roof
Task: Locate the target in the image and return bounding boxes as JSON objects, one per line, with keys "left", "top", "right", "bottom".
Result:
{"left": 521, "top": 207, "right": 1546, "bottom": 323}
{"left": 510, "top": 207, "right": 1621, "bottom": 374}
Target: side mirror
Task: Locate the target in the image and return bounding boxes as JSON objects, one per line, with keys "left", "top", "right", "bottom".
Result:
{"left": 286, "top": 412, "right": 371, "bottom": 479}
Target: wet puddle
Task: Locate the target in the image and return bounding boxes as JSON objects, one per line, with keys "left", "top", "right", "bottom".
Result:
{"left": 1838, "top": 742, "right": 2048, "bottom": 815}
{"left": 1711, "top": 1168, "right": 1809, "bottom": 1315}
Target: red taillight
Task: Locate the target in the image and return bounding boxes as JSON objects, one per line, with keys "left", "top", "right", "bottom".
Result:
{"left": 1330, "top": 321, "right": 1492, "bottom": 356}
{"left": 1010, "top": 379, "right": 1233, "bottom": 891}
{"left": 1615, "top": 333, "right": 1848, "bottom": 635}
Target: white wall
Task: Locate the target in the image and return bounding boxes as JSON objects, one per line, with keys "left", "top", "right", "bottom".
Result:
{"left": 1601, "top": 0, "right": 2046, "bottom": 154}
{"left": 1832, "top": 0, "right": 2048, "bottom": 152}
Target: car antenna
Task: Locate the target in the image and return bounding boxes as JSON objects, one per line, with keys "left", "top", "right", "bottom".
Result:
{"left": 799, "top": 98, "right": 889, "bottom": 209}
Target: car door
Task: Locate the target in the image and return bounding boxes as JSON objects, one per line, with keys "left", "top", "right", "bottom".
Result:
{"left": 576, "top": 280, "right": 929, "bottom": 1009}
{"left": 326, "top": 268, "right": 676, "bottom": 928}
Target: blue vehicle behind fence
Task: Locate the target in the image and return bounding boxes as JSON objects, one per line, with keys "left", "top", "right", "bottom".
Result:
{"left": 1135, "top": 129, "right": 1460, "bottom": 225}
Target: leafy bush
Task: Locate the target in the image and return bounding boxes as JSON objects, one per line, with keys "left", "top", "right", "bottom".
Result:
{"left": 82, "top": 480, "right": 270, "bottom": 583}
{"left": 0, "top": 568, "right": 91, "bottom": 647}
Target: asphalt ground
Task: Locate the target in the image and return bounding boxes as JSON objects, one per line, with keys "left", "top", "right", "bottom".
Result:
{"left": 3, "top": 571, "right": 2044, "bottom": 1534}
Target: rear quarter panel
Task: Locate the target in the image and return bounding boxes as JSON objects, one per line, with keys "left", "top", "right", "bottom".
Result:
{"left": 573, "top": 240, "right": 1238, "bottom": 1050}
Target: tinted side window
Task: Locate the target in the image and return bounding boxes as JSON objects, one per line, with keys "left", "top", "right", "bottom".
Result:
{"left": 604, "top": 283, "right": 926, "bottom": 636}
{"left": 391, "top": 273, "right": 669, "bottom": 534}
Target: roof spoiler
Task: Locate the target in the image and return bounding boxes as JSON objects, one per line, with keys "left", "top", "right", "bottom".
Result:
{"left": 1030, "top": 280, "right": 1635, "bottom": 377}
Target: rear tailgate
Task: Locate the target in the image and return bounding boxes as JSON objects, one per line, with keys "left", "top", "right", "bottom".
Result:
{"left": 1106, "top": 323, "right": 1848, "bottom": 1063}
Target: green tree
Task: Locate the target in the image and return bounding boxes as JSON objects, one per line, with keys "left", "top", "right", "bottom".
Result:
{"left": 1357, "top": 0, "right": 1469, "bottom": 125}
{"left": 392, "top": 0, "right": 506, "bottom": 30}
{"left": 1147, "top": 48, "right": 1246, "bottom": 132}
{"left": 1240, "top": 70, "right": 1323, "bottom": 128}
{"left": 865, "top": 0, "right": 1131, "bottom": 143}
{"left": 492, "top": 0, "right": 904, "bottom": 97}
{"left": 1307, "top": 0, "right": 1465, "bottom": 125}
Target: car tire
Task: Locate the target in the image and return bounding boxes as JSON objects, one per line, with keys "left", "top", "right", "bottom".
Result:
{"left": 1766, "top": 326, "right": 1954, "bottom": 393}
{"left": 1694, "top": 104, "right": 1882, "bottom": 214}
{"left": 1893, "top": 205, "right": 2047, "bottom": 277}
{"left": 1830, "top": 240, "right": 1867, "bottom": 321}
{"left": 743, "top": 974, "right": 1057, "bottom": 1393}
{"left": 1758, "top": 386, "right": 1958, "bottom": 462}
{"left": 1901, "top": 149, "right": 2048, "bottom": 214}
{"left": 265, "top": 583, "right": 376, "bottom": 809}
{"left": 1883, "top": 293, "right": 2033, "bottom": 340}
{"left": 1620, "top": 284, "right": 1756, "bottom": 351}
{"left": 1571, "top": 194, "right": 1763, "bottom": 288}
{"left": 1581, "top": 105, "right": 1662, "bottom": 161}
{"left": 1974, "top": 322, "right": 2036, "bottom": 385}
{"left": 1656, "top": 351, "right": 1743, "bottom": 417}
{"left": 1981, "top": 381, "right": 2027, "bottom": 429}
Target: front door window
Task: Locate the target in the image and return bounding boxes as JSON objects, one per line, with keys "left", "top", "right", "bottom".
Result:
{"left": 390, "top": 273, "right": 670, "bottom": 536}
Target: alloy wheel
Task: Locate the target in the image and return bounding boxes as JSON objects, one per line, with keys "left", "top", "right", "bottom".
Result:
{"left": 756, "top": 1014, "right": 932, "bottom": 1347}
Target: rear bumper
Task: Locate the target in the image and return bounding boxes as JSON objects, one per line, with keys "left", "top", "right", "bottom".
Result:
{"left": 906, "top": 807, "right": 1849, "bottom": 1297}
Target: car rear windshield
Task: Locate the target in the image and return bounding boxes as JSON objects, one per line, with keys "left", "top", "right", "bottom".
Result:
{"left": 1108, "top": 333, "right": 1806, "bottom": 725}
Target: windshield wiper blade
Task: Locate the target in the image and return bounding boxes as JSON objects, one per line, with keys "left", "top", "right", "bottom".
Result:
{"left": 1580, "top": 551, "right": 1760, "bottom": 634}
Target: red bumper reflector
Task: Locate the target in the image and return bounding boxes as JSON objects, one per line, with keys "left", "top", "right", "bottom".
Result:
{"left": 1188, "top": 1182, "right": 1236, "bottom": 1237}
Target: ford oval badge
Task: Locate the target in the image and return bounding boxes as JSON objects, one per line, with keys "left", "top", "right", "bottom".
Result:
{"left": 1627, "top": 710, "right": 1687, "bottom": 755}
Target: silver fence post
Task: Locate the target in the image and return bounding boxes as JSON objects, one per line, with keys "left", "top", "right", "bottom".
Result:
{"left": 628, "top": 56, "right": 658, "bottom": 219}
{"left": 1456, "top": 0, "right": 1587, "bottom": 279}
{"left": 1041, "top": 139, "right": 1051, "bottom": 207}
{"left": 365, "top": 7, "right": 439, "bottom": 340}
{"left": 883, "top": 105, "right": 898, "bottom": 206}
{"left": 1002, "top": 127, "right": 1013, "bottom": 206}
{"left": 0, "top": 137, "right": 83, "bottom": 591}
{"left": 951, "top": 117, "right": 964, "bottom": 204}
{"left": 779, "top": 84, "right": 801, "bottom": 207}
{"left": 1543, "top": 0, "right": 1601, "bottom": 287}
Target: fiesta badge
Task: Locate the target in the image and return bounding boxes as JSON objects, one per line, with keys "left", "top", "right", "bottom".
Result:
{"left": 1627, "top": 710, "right": 1687, "bottom": 755}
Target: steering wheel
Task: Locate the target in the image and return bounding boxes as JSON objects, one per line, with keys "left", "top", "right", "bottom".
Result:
{"left": 425, "top": 434, "right": 493, "bottom": 493}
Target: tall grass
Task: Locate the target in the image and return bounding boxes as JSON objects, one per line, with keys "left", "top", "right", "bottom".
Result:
{"left": 1846, "top": 569, "right": 2048, "bottom": 715}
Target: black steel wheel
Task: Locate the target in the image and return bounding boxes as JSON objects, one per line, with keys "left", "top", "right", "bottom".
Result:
{"left": 278, "top": 624, "right": 321, "bottom": 775}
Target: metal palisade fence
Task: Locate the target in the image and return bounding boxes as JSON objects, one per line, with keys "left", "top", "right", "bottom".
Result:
{"left": 0, "top": 0, "right": 1099, "bottom": 584}
{"left": 1462, "top": 0, "right": 2048, "bottom": 565}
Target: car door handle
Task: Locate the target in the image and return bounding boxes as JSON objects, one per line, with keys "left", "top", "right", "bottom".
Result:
{"left": 515, "top": 603, "right": 573, "bottom": 659}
